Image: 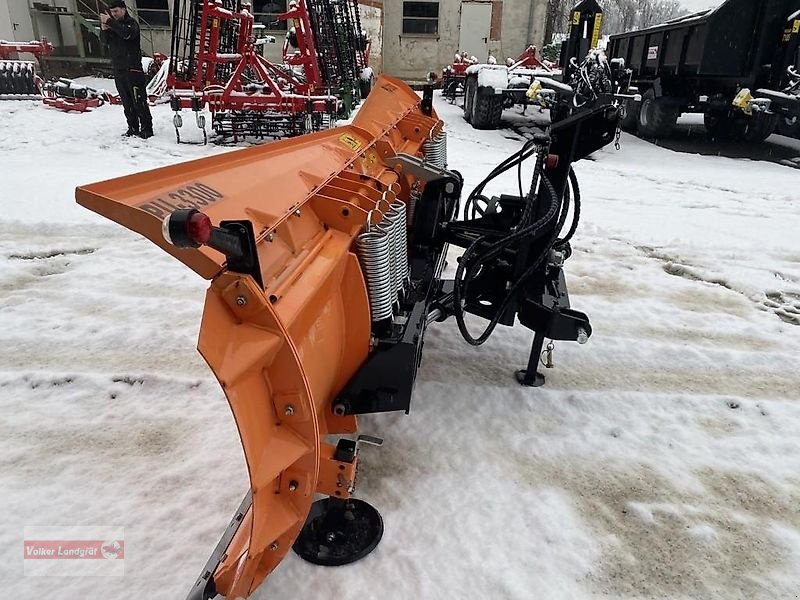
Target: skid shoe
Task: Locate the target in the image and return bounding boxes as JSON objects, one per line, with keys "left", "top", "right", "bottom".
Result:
{"left": 293, "top": 497, "right": 383, "bottom": 566}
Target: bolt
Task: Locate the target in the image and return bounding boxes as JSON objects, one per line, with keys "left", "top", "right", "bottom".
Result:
{"left": 284, "top": 405, "right": 295, "bottom": 416}
{"left": 294, "top": 209, "right": 301, "bottom": 217}
{"left": 270, "top": 542, "right": 279, "bottom": 551}
{"left": 267, "top": 233, "right": 274, "bottom": 242}
{"left": 288, "top": 480, "right": 298, "bottom": 491}
{"left": 326, "top": 532, "right": 336, "bottom": 544}
{"left": 576, "top": 328, "right": 589, "bottom": 344}
{"left": 333, "top": 404, "right": 346, "bottom": 417}
{"left": 235, "top": 295, "right": 247, "bottom": 306}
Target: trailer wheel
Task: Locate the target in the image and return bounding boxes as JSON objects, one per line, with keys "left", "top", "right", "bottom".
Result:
{"left": 637, "top": 90, "right": 679, "bottom": 138}
{"left": 471, "top": 88, "right": 504, "bottom": 129}
{"left": 464, "top": 76, "right": 476, "bottom": 123}
{"left": 619, "top": 98, "right": 639, "bottom": 131}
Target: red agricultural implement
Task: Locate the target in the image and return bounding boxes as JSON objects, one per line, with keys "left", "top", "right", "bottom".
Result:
{"left": 41, "top": 78, "right": 115, "bottom": 113}
{"left": 77, "top": 74, "right": 620, "bottom": 599}
{"left": 167, "top": 0, "right": 338, "bottom": 144}
{"left": 280, "top": 0, "right": 373, "bottom": 104}
{"left": 0, "top": 39, "right": 53, "bottom": 99}
{"left": 441, "top": 46, "right": 551, "bottom": 104}
{"left": 167, "top": 0, "right": 370, "bottom": 144}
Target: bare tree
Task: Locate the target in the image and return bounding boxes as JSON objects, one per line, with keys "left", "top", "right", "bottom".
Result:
{"left": 543, "top": 0, "right": 687, "bottom": 46}
{"left": 600, "top": 0, "right": 687, "bottom": 35}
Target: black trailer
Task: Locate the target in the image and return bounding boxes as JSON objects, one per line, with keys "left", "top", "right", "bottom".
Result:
{"left": 608, "top": 0, "right": 800, "bottom": 141}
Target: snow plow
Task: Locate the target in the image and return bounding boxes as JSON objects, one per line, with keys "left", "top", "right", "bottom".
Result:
{"left": 76, "top": 73, "right": 619, "bottom": 598}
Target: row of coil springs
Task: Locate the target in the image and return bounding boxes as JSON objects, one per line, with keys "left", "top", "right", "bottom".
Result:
{"left": 356, "top": 191, "right": 409, "bottom": 322}
{"left": 356, "top": 131, "right": 448, "bottom": 323}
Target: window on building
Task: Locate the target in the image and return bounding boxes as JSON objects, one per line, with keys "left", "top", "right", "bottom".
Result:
{"left": 402, "top": 1, "right": 439, "bottom": 35}
{"left": 135, "top": 0, "right": 170, "bottom": 27}
{"left": 252, "top": 0, "right": 288, "bottom": 30}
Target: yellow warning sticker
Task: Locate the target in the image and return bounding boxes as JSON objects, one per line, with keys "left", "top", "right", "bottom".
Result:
{"left": 572, "top": 11, "right": 580, "bottom": 26}
{"left": 793, "top": 19, "right": 800, "bottom": 33}
{"left": 339, "top": 133, "right": 363, "bottom": 152}
{"left": 592, "top": 14, "right": 603, "bottom": 48}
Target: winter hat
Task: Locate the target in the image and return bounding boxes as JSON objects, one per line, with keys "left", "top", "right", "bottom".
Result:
{"left": 107, "top": 0, "right": 126, "bottom": 8}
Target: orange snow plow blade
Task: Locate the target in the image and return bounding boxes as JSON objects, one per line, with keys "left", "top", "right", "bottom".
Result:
{"left": 76, "top": 75, "right": 443, "bottom": 599}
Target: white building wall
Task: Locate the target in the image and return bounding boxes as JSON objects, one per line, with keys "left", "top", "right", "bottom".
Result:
{"left": 0, "top": 3, "right": 15, "bottom": 41}
{"left": 5, "top": 0, "right": 35, "bottom": 42}
{"left": 383, "top": 0, "right": 548, "bottom": 82}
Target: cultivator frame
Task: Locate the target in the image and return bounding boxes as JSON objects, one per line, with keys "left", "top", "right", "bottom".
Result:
{"left": 76, "top": 74, "right": 618, "bottom": 599}
{"left": 167, "top": 0, "right": 338, "bottom": 143}
{"left": 279, "top": 0, "right": 371, "bottom": 111}
{"left": 166, "top": 0, "right": 370, "bottom": 143}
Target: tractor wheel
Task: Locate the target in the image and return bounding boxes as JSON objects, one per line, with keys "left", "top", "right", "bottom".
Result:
{"left": 777, "top": 115, "right": 800, "bottom": 139}
{"left": 464, "top": 75, "right": 476, "bottom": 123}
{"left": 737, "top": 112, "right": 778, "bottom": 143}
{"left": 471, "top": 88, "right": 504, "bottom": 129}
{"left": 637, "top": 90, "right": 679, "bottom": 138}
{"left": 619, "top": 97, "right": 639, "bottom": 131}
{"left": 705, "top": 110, "right": 778, "bottom": 143}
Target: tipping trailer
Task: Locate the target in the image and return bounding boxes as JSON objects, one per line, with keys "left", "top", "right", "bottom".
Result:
{"left": 608, "top": 0, "right": 800, "bottom": 141}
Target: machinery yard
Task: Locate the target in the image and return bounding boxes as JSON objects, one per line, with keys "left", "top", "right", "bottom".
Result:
{"left": 2, "top": 84, "right": 800, "bottom": 599}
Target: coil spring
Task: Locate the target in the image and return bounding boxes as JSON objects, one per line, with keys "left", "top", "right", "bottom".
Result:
{"left": 383, "top": 201, "right": 409, "bottom": 297}
{"left": 423, "top": 130, "right": 448, "bottom": 169}
{"left": 408, "top": 182, "right": 421, "bottom": 226}
{"left": 355, "top": 214, "right": 394, "bottom": 322}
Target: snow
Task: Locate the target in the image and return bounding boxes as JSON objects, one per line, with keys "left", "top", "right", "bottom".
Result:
{"left": 2, "top": 85, "right": 800, "bottom": 600}
{"left": 466, "top": 64, "right": 509, "bottom": 91}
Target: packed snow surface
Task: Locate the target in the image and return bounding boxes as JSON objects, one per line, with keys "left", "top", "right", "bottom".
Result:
{"left": 1, "top": 84, "right": 800, "bottom": 600}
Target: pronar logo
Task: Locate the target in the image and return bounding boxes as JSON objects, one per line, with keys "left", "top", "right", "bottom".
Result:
{"left": 137, "top": 182, "right": 224, "bottom": 220}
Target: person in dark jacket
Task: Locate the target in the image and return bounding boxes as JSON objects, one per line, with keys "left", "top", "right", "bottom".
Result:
{"left": 100, "top": 0, "right": 154, "bottom": 138}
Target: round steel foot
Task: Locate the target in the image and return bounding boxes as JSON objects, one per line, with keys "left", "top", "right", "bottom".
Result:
{"left": 515, "top": 369, "right": 546, "bottom": 387}
{"left": 292, "top": 498, "right": 383, "bottom": 566}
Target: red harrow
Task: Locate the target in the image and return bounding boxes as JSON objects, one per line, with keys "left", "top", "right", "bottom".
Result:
{"left": 167, "top": 0, "right": 340, "bottom": 144}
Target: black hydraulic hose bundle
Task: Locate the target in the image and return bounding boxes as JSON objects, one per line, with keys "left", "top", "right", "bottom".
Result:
{"left": 452, "top": 136, "right": 583, "bottom": 346}
{"left": 556, "top": 168, "right": 581, "bottom": 249}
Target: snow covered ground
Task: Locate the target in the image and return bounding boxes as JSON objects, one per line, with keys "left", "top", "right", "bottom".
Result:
{"left": 2, "top": 86, "right": 800, "bottom": 600}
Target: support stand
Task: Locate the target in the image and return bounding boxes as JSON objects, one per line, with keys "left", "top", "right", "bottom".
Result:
{"left": 515, "top": 330, "right": 546, "bottom": 387}
{"left": 292, "top": 497, "right": 383, "bottom": 566}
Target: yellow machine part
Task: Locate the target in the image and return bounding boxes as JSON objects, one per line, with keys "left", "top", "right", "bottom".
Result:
{"left": 76, "top": 74, "right": 443, "bottom": 598}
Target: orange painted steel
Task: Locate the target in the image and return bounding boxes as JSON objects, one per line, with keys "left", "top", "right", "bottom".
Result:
{"left": 76, "top": 74, "right": 442, "bottom": 598}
